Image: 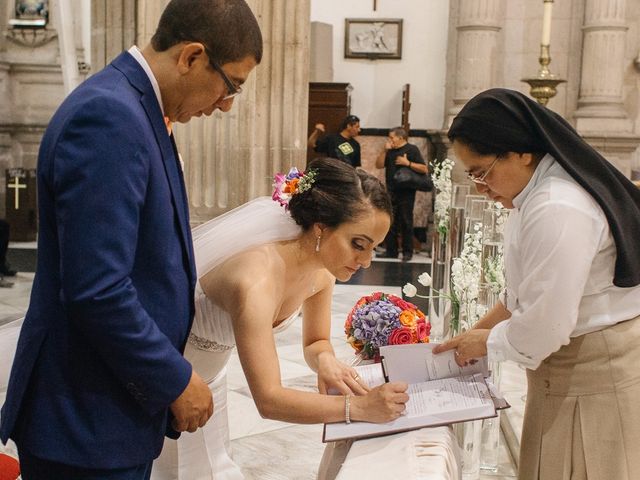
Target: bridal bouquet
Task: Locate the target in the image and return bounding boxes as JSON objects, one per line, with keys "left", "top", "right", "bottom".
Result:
{"left": 345, "top": 292, "right": 430, "bottom": 360}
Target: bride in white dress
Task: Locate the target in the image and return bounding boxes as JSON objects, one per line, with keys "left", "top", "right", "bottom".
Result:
{"left": 152, "top": 157, "right": 409, "bottom": 479}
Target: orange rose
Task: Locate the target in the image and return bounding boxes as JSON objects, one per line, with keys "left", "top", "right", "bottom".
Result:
{"left": 399, "top": 310, "right": 416, "bottom": 327}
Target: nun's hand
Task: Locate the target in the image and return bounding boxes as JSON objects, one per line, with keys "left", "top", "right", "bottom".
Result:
{"left": 433, "top": 329, "right": 490, "bottom": 367}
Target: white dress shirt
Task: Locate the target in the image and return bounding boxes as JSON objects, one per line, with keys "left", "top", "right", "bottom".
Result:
{"left": 487, "top": 154, "right": 640, "bottom": 370}
{"left": 128, "top": 46, "right": 184, "bottom": 170}
{"left": 128, "top": 45, "right": 164, "bottom": 115}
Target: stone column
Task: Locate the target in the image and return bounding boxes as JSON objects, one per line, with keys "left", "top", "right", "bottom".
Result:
{"left": 446, "top": 0, "right": 504, "bottom": 126}
{"left": 165, "top": 0, "right": 311, "bottom": 223}
{"left": 91, "top": 0, "right": 136, "bottom": 72}
{"left": 574, "top": 0, "right": 631, "bottom": 133}
{"left": 574, "top": 0, "right": 640, "bottom": 177}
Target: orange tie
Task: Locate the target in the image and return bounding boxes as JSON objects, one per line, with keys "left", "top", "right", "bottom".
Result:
{"left": 164, "top": 116, "right": 173, "bottom": 136}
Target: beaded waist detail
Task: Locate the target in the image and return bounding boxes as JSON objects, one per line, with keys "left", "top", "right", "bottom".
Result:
{"left": 188, "top": 332, "right": 235, "bottom": 352}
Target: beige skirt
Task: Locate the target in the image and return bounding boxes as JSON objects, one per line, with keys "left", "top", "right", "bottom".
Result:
{"left": 519, "top": 315, "right": 640, "bottom": 480}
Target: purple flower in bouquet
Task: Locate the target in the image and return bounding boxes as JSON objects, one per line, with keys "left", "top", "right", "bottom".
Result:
{"left": 351, "top": 300, "right": 402, "bottom": 348}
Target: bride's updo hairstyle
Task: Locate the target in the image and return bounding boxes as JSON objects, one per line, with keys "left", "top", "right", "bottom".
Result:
{"left": 288, "top": 157, "right": 392, "bottom": 231}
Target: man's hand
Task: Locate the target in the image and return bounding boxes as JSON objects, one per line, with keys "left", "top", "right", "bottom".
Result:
{"left": 394, "top": 153, "right": 410, "bottom": 167}
{"left": 314, "top": 123, "right": 326, "bottom": 133}
{"left": 170, "top": 370, "right": 213, "bottom": 432}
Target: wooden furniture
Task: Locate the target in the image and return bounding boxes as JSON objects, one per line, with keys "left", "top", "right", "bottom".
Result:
{"left": 401, "top": 83, "right": 411, "bottom": 132}
{"left": 307, "top": 82, "right": 352, "bottom": 163}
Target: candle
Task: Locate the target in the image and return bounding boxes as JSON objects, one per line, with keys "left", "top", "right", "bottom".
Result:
{"left": 541, "top": 0, "right": 553, "bottom": 45}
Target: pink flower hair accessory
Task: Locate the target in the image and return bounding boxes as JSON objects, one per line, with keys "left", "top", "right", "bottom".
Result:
{"left": 272, "top": 167, "right": 317, "bottom": 210}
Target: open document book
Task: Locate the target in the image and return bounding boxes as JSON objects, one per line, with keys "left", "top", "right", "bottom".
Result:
{"left": 323, "top": 343, "right": 509, "bottom": 442}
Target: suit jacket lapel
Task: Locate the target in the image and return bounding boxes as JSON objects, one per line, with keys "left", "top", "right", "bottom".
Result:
{"left": 112, "top": 52, "right": 196, "bottom": 286}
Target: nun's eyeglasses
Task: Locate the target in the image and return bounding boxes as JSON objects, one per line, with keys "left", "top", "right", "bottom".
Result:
{"left": 467, "top": 155, "right": 500, "bottom": 185}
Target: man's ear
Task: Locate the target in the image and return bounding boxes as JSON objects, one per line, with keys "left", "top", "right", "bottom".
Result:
{"left": 176, "top": 42, "right": 207, "bottom": 73}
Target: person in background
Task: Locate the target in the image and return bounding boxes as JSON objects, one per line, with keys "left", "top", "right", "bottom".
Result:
{"left": 435, "top": 88, "right": 640, "bottom": 480}
{"left": 308, "top": 115, "right": 362, "bottom": 168}
{"left": 0, "top": 220, "right": 16, "bottom": 277}
{"left": 0, "top": 1, "right": 262, "bottom": 478}
{"left": 376, "top": 127, "right": 427, "bottom": 262}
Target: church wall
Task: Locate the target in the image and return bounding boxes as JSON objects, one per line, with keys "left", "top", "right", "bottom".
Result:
{"left": 310, "top": 0, "right": 450, "bottom": 130}
{"left": 0, "top": 0, "right": 65, "bottom": 216}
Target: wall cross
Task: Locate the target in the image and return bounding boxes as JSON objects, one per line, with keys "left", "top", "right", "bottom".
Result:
{"left": 8, "top": 176, "right": 26, "bottom": 210}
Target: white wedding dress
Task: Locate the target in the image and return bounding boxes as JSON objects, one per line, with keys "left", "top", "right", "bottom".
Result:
{"left": 152, "top": 197, "right": 302, "bottom": 480}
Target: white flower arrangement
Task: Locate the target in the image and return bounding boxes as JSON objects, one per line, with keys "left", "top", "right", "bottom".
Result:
{"left": 404, "top": 201, "right": 508, "bottom": 338}
{"left": 404, "top": 224, "right": 484, "bottom": 335}
{"left": 432, "top": 158, "right": 455, "bottom": 236}
{"left": 450, "top": 224, "right": 486, "bottom": 332}
{"left": 484, "top": 253, "right": 505, "bottom": 294}
{"left": 494, "top": 202, "right": 507, "bottom": 236}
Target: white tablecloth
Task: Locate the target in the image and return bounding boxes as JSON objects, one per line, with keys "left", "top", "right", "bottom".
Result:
{"left": 319, "top": 426, "right": 461, "bottom": 480}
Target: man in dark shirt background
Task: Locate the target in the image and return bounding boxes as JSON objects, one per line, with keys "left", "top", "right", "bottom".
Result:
{"left": 376, "top": 126, "right": 428, "bottom": 261}
{"left": 307, "top": 115, "right": 361, "bottom": 167}
{"left": 0, "top": 220, "right": 15, "bottom": 276}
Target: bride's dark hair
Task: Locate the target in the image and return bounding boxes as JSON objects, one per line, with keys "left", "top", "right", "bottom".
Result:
{"left": 288, "top": 157, "right": 392, "bottom": 230}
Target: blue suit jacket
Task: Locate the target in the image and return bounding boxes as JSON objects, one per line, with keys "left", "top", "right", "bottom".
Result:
{"left": 0, "top": 52, "right": 197, "bottom": 468}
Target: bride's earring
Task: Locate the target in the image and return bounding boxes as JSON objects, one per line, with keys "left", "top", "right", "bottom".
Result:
{"left": 315, "top": 235, "right": 321, "bottom": 252}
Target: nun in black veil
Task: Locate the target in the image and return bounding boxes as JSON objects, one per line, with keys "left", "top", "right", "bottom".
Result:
{"left": 434, "top": 88, "right": 640, "bottom": 480}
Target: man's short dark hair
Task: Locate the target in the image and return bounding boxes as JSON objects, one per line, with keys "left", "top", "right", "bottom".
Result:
{"left": 151, "top": 0, "right": 263, "bottom": 65}
{"left": 389, "top": 126, "right": 408, "bottom": 140}
{"left": 339, "top": 115, "right": 360, "bottom": 132}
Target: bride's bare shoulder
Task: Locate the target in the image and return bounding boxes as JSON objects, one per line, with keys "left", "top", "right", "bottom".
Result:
{"left": 200, "top": 244, "right": 284, "bottom": 299}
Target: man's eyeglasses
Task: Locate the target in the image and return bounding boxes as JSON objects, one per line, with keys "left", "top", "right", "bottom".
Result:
{"left": 467, "top": 155, "right": 500, "bottom": 185}
{"left": 203, "top": 47, "right": 242, "bottom": 100}
{"left": 210, "top": 62, "right": 242, "bottom": 100}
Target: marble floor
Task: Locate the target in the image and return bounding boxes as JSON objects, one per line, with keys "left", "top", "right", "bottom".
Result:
{"left": 0, "top": 249, "right": 525, "bottom": 479}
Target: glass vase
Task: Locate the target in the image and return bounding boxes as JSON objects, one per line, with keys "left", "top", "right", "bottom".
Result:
{"left": 447, "top": 184, "right": 470, "bottom": 263}
{"left": 478, "top": 204, "right": 508, "bottom": 472}
{"left": 429, "top": 224, "right": 450, "bottom": 342}
{"left": 454, "top": 419, "right": 483, "bottom": 479}
{"left": 480, "top": 361, "right": 502, "bottom": 472}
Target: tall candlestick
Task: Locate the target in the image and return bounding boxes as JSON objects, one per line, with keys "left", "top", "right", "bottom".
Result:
{"left": 522, "top": 0, "right": 565, "bottom": 105}
{"left": 541, "top": 0, "right": 553, "bottom": 46}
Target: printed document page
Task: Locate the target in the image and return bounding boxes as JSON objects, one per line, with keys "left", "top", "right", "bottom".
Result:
{"left": 323, "top": 373, "right": 495, "bottom": 442}
{"left": 380, "top": 343, "right": 489, "bottom": 384}
{"left": 406, "top": 374, "right": 491, "bottom": 417}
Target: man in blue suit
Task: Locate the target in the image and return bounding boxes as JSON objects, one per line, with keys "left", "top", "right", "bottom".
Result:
{"left": 0, "top": 1, "right": 262, "bottom": 478}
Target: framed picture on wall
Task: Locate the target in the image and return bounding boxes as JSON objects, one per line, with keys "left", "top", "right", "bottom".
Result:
{"left": 344, "top": 18, "right": 403, "bottom": 60}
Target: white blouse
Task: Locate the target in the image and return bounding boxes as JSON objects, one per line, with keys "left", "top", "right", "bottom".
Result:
{"left": 487, "top": 154, "right": 640, "bottom": 370}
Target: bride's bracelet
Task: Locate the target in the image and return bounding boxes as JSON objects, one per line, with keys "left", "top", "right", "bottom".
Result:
{"left": 344, "top": 394, "right": 351, "bottom": 424}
